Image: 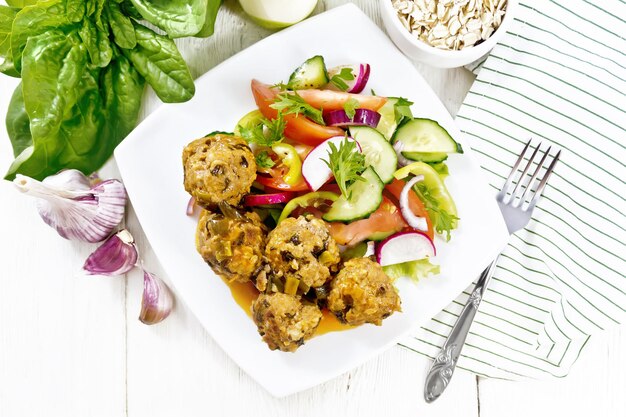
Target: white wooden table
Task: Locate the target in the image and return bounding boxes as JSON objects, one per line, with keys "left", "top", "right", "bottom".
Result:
{"left": 0, "top": 1, "right": 624, "bottom": 416}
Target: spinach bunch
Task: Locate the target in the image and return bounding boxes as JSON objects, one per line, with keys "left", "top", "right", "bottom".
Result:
{"left": 0, "top": 0, "right": 221, "bottom": 180}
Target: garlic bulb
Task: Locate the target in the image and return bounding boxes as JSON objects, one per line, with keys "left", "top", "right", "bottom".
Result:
{"left": 83, "top": 229, "right": 138, "bottom": 276}
{"left": 139, "top": 269, "right": 174, "bottom": 325}
{"left": 13, "top": 170, "right": 126, "bottom": 242}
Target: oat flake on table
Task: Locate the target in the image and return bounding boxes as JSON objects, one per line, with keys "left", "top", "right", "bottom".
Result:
{"left": 392, "top": 0, "right": 507, "bottom": 50}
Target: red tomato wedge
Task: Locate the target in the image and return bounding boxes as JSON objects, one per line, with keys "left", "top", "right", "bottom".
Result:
{"left": 251, "top": 80, "right": 344, "bottom": 146}
{"left": 327, "top": 196, "right": 406, "bottom": 246}
{"left": 384, "top": 179, "right": 434, "bottom": 240}
{"left": 297, "top": 89, "right": 388, "bottom": 112}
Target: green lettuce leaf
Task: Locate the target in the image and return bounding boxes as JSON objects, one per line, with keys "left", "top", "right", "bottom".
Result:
{"left": 383, "top": 258, "right": 440, "bottom": 282}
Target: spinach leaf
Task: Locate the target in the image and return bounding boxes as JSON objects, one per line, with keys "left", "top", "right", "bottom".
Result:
{"left": 65, "top": 0, "right": 85, "bottom": 22}
{"left": 6, "top": 83, "right": 33, "bottom": 157}
{"left": 5, "top": 30, "right": 89, "bottom": 180}
{"left": 79, "top": 18, "right": 112, "bottom": 68}
{"left": 94, "top": 0, "right": 107, "bottom": 31}
{"left": 129, "top": 0, "right": 208, "bottom": 38}
{"left": 5, "top": 1, "right": 39, "bottom": 6}
{"left": 105, "top": 1, "right": 137, "bottom": 49}
{"left": 0, "top": 6, "right": 19, "bottom": 77}
{"left": 85, "top": 0, "right": 96, "bottom": 16}
{"left": 92, "top": 54, "right": 145, "bottom": 165}
{"left": 10, "top": 0, "right": 77, "bottom": 73}
{"left": 122, "top": 23, "right": 195, "bottom": 103}
{"left": 120, "top": 0, "right": 142, "bottom": 20}
{"left": 195, "top": 0, "right": 221, "bottom": 38}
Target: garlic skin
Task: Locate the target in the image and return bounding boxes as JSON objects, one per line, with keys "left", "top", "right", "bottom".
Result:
{"left": 13, "top": 170, "right": 126, "bottom": 243}
{"left": 139, "top": 270, "right": 174, "bottom": 325}
{"left": 83, "top": 229, "right": 138, "bottom": 276}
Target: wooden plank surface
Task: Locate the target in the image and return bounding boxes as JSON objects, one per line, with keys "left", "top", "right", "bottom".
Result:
{"left": 0, "top": 77, "right": 127, "bottom": 416}
{"left": 0, "top": 1, "right": 624, "bottom": 416}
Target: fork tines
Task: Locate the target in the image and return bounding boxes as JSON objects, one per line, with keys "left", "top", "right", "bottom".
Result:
{"left": 498, "top": 139, "right": 561, "bottom": 210}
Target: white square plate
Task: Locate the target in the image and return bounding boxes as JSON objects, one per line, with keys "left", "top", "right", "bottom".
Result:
{"left": 115, "top": 4, "right": 509, "bottom": 397}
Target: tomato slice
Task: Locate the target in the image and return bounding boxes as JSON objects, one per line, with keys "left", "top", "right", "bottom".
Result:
{"left": 297, "top": 89, "right": 388, "bottom": 112}
{"left": 255, "top": 174, "right": 310, "bottom": 192}
{"left": 251, "top": 80, "right": 344, "bottom": 146}
{"left": 327, "top": 196, "right": 406, "bottom": 246}
{"left": 384, "top": 179, "right": 434, "bottom": 240}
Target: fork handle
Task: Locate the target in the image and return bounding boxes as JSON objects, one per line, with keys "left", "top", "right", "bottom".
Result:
{"left": 423, "top": 258, "right": 499, "bottom": 403}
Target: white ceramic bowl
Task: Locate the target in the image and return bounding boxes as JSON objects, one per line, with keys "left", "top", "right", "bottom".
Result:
{"left": 380, "top": 0, "right": 518, "bottom": 68}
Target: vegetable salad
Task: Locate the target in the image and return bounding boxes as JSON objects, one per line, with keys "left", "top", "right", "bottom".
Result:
{"left": 236, "top": 55, "right": 461, "bottom": 279}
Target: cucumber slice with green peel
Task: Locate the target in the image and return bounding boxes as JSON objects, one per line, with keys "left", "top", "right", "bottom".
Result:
{"left": 375, "top": 97, "right": 414, "bottom": 140}
{"left": 401, "top": 151, "right": 448, "bottom": 163}
{"left": 367, "top": 230, "right": 396, "bottom": 241}
{"left": 349, "top": 126, "right": 397, "bottom": 183}
{"left": 288, "top": 55, "right": 329, "bottom": 89}
{"left": 391, "top": 118, "right": 462, "bottom": 154}
{"left": 323, "top": 167, "right": 384, "bottom": 223}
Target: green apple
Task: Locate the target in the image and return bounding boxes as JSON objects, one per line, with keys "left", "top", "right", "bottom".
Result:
{"left": 239, "top": 0, "right": 318, "bottom": 29}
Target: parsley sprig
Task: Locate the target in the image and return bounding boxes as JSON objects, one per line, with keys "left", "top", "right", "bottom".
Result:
{"left": 413, "top": 182, "right": 459, "bottom": 241}
{"left": 255, "top": 151, "right": 275, "bottom": 168}
{"left": 270, "top": 92, "right": 326, "bottom": 125}
{"left": 237, "top": 113, "right": 285, "bottom": 147}
{"left": 329, "top": 67, "right": 355, "bottom": 91}
{"left": 323, "top": 139, "right": 366, "bottom": 199}
{"left": 343, "top": 98, "right": 360, "bottom": 119}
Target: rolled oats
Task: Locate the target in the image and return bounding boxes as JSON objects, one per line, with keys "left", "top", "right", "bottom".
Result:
{"left": 391, "top": 0, "right": 508, "bottom": 50}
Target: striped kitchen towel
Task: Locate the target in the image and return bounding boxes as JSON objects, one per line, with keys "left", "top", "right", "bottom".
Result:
{"left": 401, "top": 0, "right": 626, "bottom": 379}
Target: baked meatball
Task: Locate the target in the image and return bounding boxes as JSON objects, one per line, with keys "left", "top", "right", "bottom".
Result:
{"left": 196, "top": 208, "right": 266, "bottom": 284}
{"left": 183, "top": 134, "right": 256, "bottom": 207}
{"left": 252, "top": 292, "right": 322, "bottom": 352}
{"left": 328, "top": 258, "right": 401, "bottom": 326}
{"left": 265, "top": 215, "right": 340, "bottom": 290}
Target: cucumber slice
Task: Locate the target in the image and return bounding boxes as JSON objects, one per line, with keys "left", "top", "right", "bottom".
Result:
{"left": 375, "top": 97, "right": 414, "bottom": 140}
{"left": 323, "top": 167, "right": 384, "bottom": 223}
{"left": 401, "top": 151, "right": 448, "bottom": 163}
{"left": 392, "top": 118, "right": 462, "bottom": 154}
{"left": 288, "top": 55, "right": 329, "bottom": 89}
{"left": 349, "top": 126, "right": 397, "bottom": 183}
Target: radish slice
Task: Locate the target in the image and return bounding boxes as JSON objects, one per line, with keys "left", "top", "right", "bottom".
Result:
{"left": 364, "top": 241, "right": 376, "bottom": 257}
{"left": 302, "top": 136, "right": 360, "bottom": 191}
{"left": 244, "top": 192, "right": 294, "bottom": 207}
{"left": 375, "top": 231, "right": 436, "bottom": 266}
{"left": 328, "top": 64, "right": 371, "bottom": 94}
{"left": 399, "top": 175, "right": 428, "bottom": 232}
{"left": 324, "top": 109, "right": 381, "bottom": 128}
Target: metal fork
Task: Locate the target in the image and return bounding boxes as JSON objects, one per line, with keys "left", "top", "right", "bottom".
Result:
{"left": 423, "top": 139, "right": 561, "bottom": 403}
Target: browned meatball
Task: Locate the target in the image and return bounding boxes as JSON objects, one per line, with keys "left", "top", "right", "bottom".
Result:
{"left": 252, "top": 292, "right": 322, "bottom": 352}
{"left": 183, "top": 134, "right": 256, "bottom": 207}
{"left": 196, "top": 208, "right": 266, "bottom": 284}
{"left": 265, "top": 215, "right": 340, "bottom": 291}
{"left": 328, "top": 258, "right": 401, "bottom": 326}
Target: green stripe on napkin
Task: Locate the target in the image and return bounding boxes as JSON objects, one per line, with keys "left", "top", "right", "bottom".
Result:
{"left": 402, "top": 0, "right": 626, "bottom": 379}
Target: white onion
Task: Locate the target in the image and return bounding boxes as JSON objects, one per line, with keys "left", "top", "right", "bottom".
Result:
{"left": 393, "top": 141, "right": 413, "bottom": 167}
{"left": 399, "top": 175, "right": 428, "bottom": 232}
